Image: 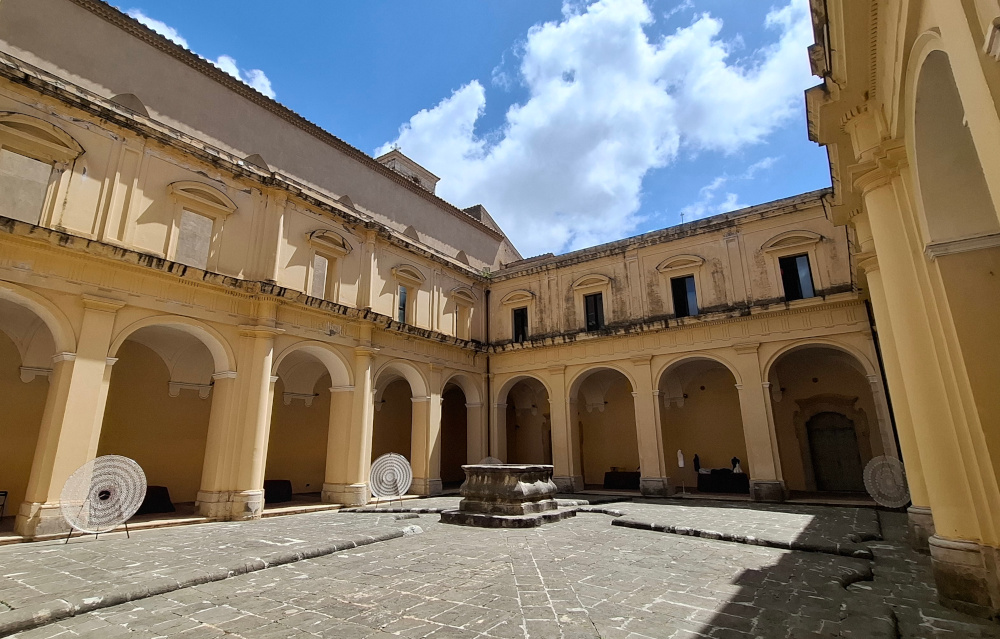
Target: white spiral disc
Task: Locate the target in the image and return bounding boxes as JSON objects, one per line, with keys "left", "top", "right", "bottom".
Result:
{"left": 370, "top": 453, "right": 413, "bottom": 498}
{"left": 863, "top": 455, "right": 910, "bottom": 508}
{"left": 60, "top": 455, "right": 147, "bottom": 534}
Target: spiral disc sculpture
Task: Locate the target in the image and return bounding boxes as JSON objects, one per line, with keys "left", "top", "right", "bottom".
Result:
{"left": 863, "top": 455, "right": 910, "bottom": 508}
{"left": 370, "top": 453, "right": 413, "bottom": 499}
{"left": 60, "top": 455, "right": 147, "bottom": 534}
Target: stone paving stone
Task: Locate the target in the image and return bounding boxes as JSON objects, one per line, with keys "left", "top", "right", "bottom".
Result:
{"left": 1, "top": 502, "right": 999, "bottom": 637}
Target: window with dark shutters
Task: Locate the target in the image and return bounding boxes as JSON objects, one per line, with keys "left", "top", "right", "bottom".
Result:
{"left": 584, "top": 292, "right": 604, "bottom": 331}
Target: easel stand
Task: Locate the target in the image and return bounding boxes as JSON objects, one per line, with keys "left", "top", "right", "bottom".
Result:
{"left": 372, "top": 477, "right": 404, "bottom": 510}
{"left": 65, "top": 520, "right": 130, "bottom": 544}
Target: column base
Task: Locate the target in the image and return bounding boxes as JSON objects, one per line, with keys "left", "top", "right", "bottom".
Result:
{"left": 552, "top": 475, "right": 584, "bottom": 493}
{"left": 750, "top": 480, "right": 785, "bottom": 503}
{"left": 322, "top": 483, "right": 369, "bottom": 506}
{"left": 14, "top": 501, "right": 70, "bottom": 538}
{"left": 640, "top": 477, "right": 670, "bottom": 497}
{"left": 929, "top": 535, "right": 1000, "bottom": 619}
{"left": 195, "top": 490, "right": 263, "bottom": 521}
{"left": 410, "top": 478, "right": 443, "bottom": 496}
{"left": 907, "top": 505, "right": 935, "bottom": 553}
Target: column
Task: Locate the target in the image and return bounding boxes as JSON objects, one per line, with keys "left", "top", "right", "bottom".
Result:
{"left": 321, "top": 385, "right": 355, "bottom": 503}
{"left": 858, "top": 252, "right": 933, "bottom": 549}
{"left": 195, "top": 324, "right": 281, "bottom": 521}
{"left": 491, "top": 393, "right": 507, "bottom": 461}
{"left": 356, "top": 230, "right": 377, "bottom": 310}
{"left": 856, "top": 158, "right": 996, "bottom": 613}
{"left": 733, "top": 343, "right": 784, "bottom": 502}
{"left": 466, "top": 401, "right": 486, "bottom": 463}
{"left": 322, "top": 343, "right": 376, "bottom": 506}
{"left": 548, "top": 366, "right": 580, "bottom": 492}
{"left": 631, "top": 356, "right": 669, "bottom": 496}
{"left": 16, "top": 295, "right": 125, "bottom": 538}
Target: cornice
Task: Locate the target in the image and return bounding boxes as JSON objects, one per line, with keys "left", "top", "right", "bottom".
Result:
{"left": 62, "top": 0, "right": 505, "bottom": 242}
{"left": 0, "top": 214, "right": 486, "bottom": 352}
{"left": 0, "top": 52, "right": 490, "bottom": 280}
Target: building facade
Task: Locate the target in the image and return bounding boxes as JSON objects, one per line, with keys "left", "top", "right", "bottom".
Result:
{"left": 0, "top": 0, "right": 897, "bottom": 584}
{"left": 806, "top": 0, "right": 1000, "bottom": 618}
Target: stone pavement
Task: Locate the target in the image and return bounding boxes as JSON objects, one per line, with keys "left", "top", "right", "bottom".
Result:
{"left": 1, "top": 498, "right": 998, "bottom": 638}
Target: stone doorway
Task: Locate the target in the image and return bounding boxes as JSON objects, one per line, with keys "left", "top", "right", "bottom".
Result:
{"left": 807, "top": 411, "right": 865, "bottom": 492}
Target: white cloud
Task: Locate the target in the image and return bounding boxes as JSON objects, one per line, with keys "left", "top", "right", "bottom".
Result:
{"left": 378, "top": 0, "right": 813, "bottom": 256}
{"left": 678, "top": 156, "right": 780, "bottom": 222}
{"left": 663, "top": 0, "right": 694, "bottom": 21}
{"left": 127, "top": 9, "right": 188, "bottom": 48}
{"left": 212, "top": 55, "right": 277, "bottom": 99}
{"left": 126, "top": 9, "right": 276, "bottom": 99}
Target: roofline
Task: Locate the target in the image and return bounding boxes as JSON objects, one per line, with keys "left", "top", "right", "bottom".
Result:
{"left": 64, "top": 0, "right": 506, "bottom": 242}
{"left": 374, "top": 149, "right": 441, "bottom": 181}
{"left": 494, "top": 188, "right": 833, "bottom": 279}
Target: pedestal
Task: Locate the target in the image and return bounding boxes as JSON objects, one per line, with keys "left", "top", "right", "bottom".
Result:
{"left": 441, "top": 464, "right": 576, "bottom": 528}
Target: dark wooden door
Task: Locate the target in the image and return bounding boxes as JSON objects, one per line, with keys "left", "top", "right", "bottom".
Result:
{"left": 808, "top": 411, "right": 865, "bottom": 492}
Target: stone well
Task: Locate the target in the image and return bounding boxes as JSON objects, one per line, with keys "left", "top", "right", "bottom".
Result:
{"left": 440, "top": 464, "right": 576, "bottom": 528}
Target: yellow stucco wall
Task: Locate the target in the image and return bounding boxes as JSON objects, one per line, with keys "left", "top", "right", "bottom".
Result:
{"left": 578, "top": 376, "right": 640, "bottom": 485}
{"left": 0, "top": 331, "right": 47, "bottom": 516}
{"left": 264, "top": 376, "right": 331, "bottom": 495}
{"left": 372, "top": 379, "right": 413, "bottom": 462}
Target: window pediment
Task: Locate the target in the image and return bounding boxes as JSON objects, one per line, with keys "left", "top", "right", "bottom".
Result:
{"left": 500, "top": 289, "right": 535, "bottom": 306}
{"left": 392, "top": 264, "right": 425, "bottom": 285}
{"left": 307, "top": 229, "right": 352, "bottom": 255}
{"left": 761, "top": 230, "right": 822, "bottom": 252}
{"left": 572, "top": 274, "right": 610, "bottom": 290}
{"left": 0, "top": 112, "right": 84, "bottom": 164}
{"left": 451, "top": 286, "right": 477, "bottom": 306}
{"left": 656, "top": 254, "right": 705, "bottom": 273}
{"left": 168, "top": 181, "right": 237, "bottom": 216}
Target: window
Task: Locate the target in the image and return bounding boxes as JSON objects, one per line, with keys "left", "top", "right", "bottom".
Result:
{"left": 174, "top": 209, "right": 213, "bottom": 269}
{"left": 397, "top": 285, "right": 408, "bottom": 323}
{"left": 0, "top": 149, "right": 51, "bottom": 225}
{"left": 512, "top": 307, "right": 528, "bottom": 343}
{"left": 671, "top": 275, "right": 698, "bottom": 318}
{"left": 584, "top": 292, "right": 604, "bottom": 331}
{"left": 311, "top": 253, "right": 330, "bottom": 299}
{"left": 166, "top": 181, "right": 237, "bottom": 272}
{"left": 779, "top": 254, "right": 816, "bottom": 300}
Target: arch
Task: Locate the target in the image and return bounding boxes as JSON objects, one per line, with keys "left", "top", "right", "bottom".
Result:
{"left": 374, "top": 359, "right": 428, "bottom": 397}
{"left": 496, "top": 373, "right": 552, "bottom": 402}
{"left": 572, "top": 273, "right": 610, "bottom": 290}
{"left": 109, "top": 315, "right": 235, "bottom": 374}
{"left": 762, "top": 339, "right": 877, "bottom": 383}
{"left": 567, "top": 364, "right": 637, "bottom": 399}
{"left": 455, "top": 250, "right": 470, "bottom": 265}
{"left": 655, "top": 352, "right": 743, "bottom": 389}
{"left": 0, "top": 281, "right": 76, "bottom": 354}
{"left": 167, "top": 180, "right": 237, "bottom": 215}
{"left": 760, "top": 230, "right": 823, "bottom": 252}
{"left": 500, "top": 289, "right": 535, "bottom": 306}
{"left": 656, "top": 254, "right": 705, "bottom": 273}
{"left": 450, "top": 287, "right": 478, "bottom": 307}
{"left": 391, "top": 263, "right": 426, "bottom": 285}
{"left": 905, "top": 35, "right": 1000, "bottom": 247}
{"left": 307, "top": 229, "right": 353, "bottom": 255}
{"left": 402, "top": 225, "right": 419, "bottom": 241}
{"left": 0, "top": 112, "right": 84, "bottom": 163}
{"left": 272, "top": 341, "right": 352, "bottom": 388}
{"left": 442, "top": 371, "right": 482, "bottom": 404}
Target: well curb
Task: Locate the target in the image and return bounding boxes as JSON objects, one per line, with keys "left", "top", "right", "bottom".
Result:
{"left": 0, "top": 529, "right": 407, "bottom": 638}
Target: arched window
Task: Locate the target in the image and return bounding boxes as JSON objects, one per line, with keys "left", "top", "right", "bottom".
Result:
{"left": 391, "top": 264, "right": 425, "bottom": 325}
{"left": 166, "top": 181, "right": 238, "bottom": 271}
{"left": 306, "top": 229, "right": 353, "bottom": 302}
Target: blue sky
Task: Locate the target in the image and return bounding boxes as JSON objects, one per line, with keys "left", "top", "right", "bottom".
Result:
{"left": 119, "top": 0, "right": 830, "bottom": 258}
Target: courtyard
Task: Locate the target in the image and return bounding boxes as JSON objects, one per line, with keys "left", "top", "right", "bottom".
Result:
{"left": 0, "top": 498, "right": 996, "bottom": 639}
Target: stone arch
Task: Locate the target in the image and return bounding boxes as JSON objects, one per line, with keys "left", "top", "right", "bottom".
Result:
{"left": 440, "top": 372, "right": 483, "bottom": 486}
{"left": 442, "top": 371, "right": 482, "bottom": 404}
{"left": 496, "top": 373, "right": 552, "bottom": 466}
{"left": 905, "top": 36, "right": 999, "bottom": 246}
{"left": 655, "top": 352, "right": 743, "bottom": 389}
{"left": 657, "top": 354, "right": 748, "bottom": 493}
{"left": 568, "top": 365, "right": 640, "bottom": 489}
{"left": 0, "top": 112, "right": 84, "bottom": 163}
{"left": 109, "top": 315, "right": 235, "bottom": 374}
{"left": 374, "top": 359, "right": 428, "bottom": 398}
{"left": 272, "top": 341, "right": 352, "bottom": 388}
{"left": 0, "top": 282, "right": 75, "bottom": 354}
{"left": 766, "top": 342, "right": 888, "bottom": 493}
{"left": 496, "top": 373, "right": 552, "bottom": 402}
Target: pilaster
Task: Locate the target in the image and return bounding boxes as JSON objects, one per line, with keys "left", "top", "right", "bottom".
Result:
{"left": 733, "top": 342, "right": 784, "bottom": 502}
{"left": 631, "top": 356, "right": 669, "bottom": 496}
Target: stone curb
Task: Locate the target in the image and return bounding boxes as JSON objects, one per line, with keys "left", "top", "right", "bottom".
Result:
{"left": 0, "top": 529, "right": 407, "bottom": 638}
{"left": 340, "top": 507, "right": 446, "bottom": 514}
{"left": 611, "top": 517, "right": 875, "bottom": 560}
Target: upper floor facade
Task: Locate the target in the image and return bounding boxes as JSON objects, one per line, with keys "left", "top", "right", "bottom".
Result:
{"left": 488, "top": 190, "right": 854, "bottom": 347}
